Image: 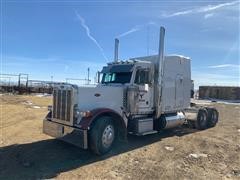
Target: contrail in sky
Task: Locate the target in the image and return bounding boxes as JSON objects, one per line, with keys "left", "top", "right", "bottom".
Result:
{"left": 208, "top": 64, "right": 240, "bottom": 68}
{"left": 75, "top": 10, "right": 108, "bottom": 61}
{"left": 162, "top": 0, "right": 239, "bottom": 17}
{"left": 117, "top": 27, "right": 140, "bottom": 38}
{"left": 116, "top": 22, "right": 157, "bottom": 38}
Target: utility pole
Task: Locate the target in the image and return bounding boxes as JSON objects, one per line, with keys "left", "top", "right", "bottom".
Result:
{"left": 87, "top": 68, "right": 90, "bottom": 85}
{"left": 51, "top": 76, "right": 53, "bottom": 86}
{"left": 18, "top": 74, "right": 21, "bottom": 88}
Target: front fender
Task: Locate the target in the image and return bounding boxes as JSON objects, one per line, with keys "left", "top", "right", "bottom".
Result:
{"left": 79, "top": 108, "right": 127, "bottom": 141}
{"left": 78, "top": 108, "right": 123, "bottom": 129}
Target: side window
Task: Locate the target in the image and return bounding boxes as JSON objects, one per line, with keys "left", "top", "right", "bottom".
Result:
{"left": 134, "top": 69, "right": 150, "bottom": 85}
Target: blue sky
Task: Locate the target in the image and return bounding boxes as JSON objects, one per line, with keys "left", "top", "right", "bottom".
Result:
{"left": 1, "top": 0, "right": 239, "bottom": 88}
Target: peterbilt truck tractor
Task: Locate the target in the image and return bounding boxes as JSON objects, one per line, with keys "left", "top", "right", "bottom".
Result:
{"left": 43, "top": 27, "right": 219, "bottom": 155}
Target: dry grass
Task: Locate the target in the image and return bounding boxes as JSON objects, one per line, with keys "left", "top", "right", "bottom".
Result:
{"left": 0, "top": 94, "right": 240, "bottom": 179}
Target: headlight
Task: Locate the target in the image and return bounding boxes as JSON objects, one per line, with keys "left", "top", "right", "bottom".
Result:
{"left": 80, "top": 111, "right": 92, "bottom": 117}
{"left": 74, "top": 108, "right": 92, "bottom": 119}
{"left": 74, "top": 108, "right": 81, "bottom": 119}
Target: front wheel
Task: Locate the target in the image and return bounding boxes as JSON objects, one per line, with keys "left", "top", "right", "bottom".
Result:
{"left": 89, "top": 116, "right": 115, "bottom": 155}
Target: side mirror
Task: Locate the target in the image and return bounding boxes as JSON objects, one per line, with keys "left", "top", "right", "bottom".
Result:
{"left": 144, "top": 84, "right": 149, "bottom": 92}
{"left": 97, "top": 71, "right": 100, "bottom": 83}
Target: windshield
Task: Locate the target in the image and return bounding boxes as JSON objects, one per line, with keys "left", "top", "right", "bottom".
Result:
{"left": 102, "top": 72, "right": 132, "bottom": 84}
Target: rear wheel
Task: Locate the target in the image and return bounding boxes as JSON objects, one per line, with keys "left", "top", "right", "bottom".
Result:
{"left": 89, "top": 116, "right": 115, "bottom": 155}
{"left": 206, "top": 108, "right": 219, "bottom": 127}
{"left": 195, "top": 108, "right": 208, "bottom": 130}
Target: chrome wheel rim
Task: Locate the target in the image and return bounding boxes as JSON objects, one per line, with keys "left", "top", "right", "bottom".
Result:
{"left": 102, "top": 125, "right": 114, "bottom": 149}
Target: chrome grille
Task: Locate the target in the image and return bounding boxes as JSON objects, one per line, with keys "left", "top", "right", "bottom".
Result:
{"left": 53, "top": 88, "right": 72, "bottom": 122}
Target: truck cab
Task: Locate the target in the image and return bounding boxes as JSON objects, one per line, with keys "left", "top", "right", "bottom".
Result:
{"left": 101, "top": 60, "right": 155, "bottom": 114}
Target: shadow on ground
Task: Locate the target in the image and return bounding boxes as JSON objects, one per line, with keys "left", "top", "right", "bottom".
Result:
{"left": 0, "top": 127, "right": 197, "bottom": 180}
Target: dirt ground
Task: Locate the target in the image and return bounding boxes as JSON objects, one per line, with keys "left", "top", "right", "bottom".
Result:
{"left": 0, "top": 94, "right": 240, "bottom": 180}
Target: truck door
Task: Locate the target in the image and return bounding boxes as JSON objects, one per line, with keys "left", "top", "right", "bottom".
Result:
{"left": 134, "top": 67, "right": 153, "bottom": 113}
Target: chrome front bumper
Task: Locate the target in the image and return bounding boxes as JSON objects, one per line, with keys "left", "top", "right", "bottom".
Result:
{"left": 43, "top": 119, "right": 88, "bottom": 149}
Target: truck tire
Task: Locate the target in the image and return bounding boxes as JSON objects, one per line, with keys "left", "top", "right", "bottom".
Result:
{"left": 206, "top": 108, "right": 219, "bottom": 127}
{"left": 89, "top": 116, "right": 115, "bottom": 155}
{"left": 195, "top": 108, "right": 208, "bottom": 130}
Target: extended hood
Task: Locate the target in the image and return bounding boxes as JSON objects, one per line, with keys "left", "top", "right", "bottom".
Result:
{"left": 77, "top": 85, "right": 124, "bottom": 114}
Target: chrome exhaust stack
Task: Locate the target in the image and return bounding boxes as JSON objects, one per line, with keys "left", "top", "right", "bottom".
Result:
{"left": 158, "top": 26, "right": 165, "bottom": 78}
{"left": 114, "top": 38, "right": 119, "bottom": 62}
{"left": 155, "top": 26, "right": 165, "bottom": 118}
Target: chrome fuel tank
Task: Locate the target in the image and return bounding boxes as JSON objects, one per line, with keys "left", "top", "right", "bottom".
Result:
{"left": 160, "top": 112, "right": 185, "bottom": 129}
